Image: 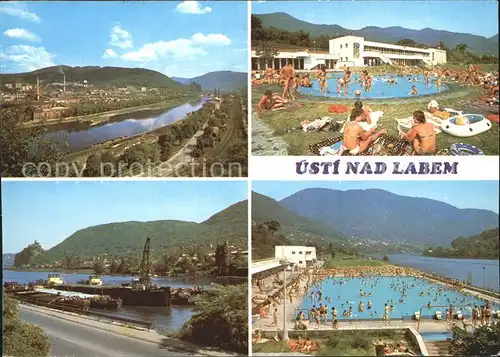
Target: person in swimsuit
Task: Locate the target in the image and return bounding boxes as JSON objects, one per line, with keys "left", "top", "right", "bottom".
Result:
{"left": 472, "top": 305, "right": 479, "bottom": 326}
{"left": 266, "top": 67, "right": 274, "bottom": 83}
{"left": 344, "top": 67, "right": 352, "bottom": 96}
{"left": 436, "top": 77, "right": 441, "bottom": 91}
{"left": 425, "top": 71, "right": 430, "bottom": 84}
{"left": 399, "top": 110, "right": 436, "bottom": 155}
{"left": 364, "top": 71, "right": 372, "bottom": 92}
{"left": 337, "top": 78, "right": 344, "bottom": 96}
{"left": 383, "top": 303, "right": 391, "bottom": 325}
{"left": 318, "top": 66, "right": 328, "bottom": 95}
{"left": 280, "top": 63, "right": 295, "bottom": 101}
{"left": 343, "top": 107, "right": 386, "bottom": 154}
{"left": 257, "top": 90, "right": 284, "bottom": 111}
{"left": 301, "top": 74, "right": 312, "bottom": 87}
{"left": 353, "top": 101, "right": 372, "bottom": 124}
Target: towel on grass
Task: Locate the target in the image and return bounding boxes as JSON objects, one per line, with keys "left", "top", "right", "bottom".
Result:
{"left": 341, "top": 111, "right": 384, "bottom": 133}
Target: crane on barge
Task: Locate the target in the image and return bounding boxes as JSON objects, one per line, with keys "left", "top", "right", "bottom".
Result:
{"left": 132, "top": 237, "right": 152, "bottom": 290}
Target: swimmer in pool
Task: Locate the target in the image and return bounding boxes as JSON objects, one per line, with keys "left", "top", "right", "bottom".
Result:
{"left": 409, "top": 85, "right": 419, "bottom": 95}
{"left": 368, "top": 300, "right": 372, "bottom": 309}
{"left": 359, "top": 301, "right": 364, "bottom": 312}
{"left": 436, "top": 77, "right": 441, "bottom": 91}
{"left": 344, "top": 67, "right": 352, "bottom": 96}
{"left": 355, "top": 89, "right": 362, "bottom": 99}
{"left": 318, "top": 66, "right": 328, "bottom": 95}
{"left": 364, "top": 71, "right": 373, "bottom": 92}
{"left": 337, "top": 78, "right": 344, "bottom": 96}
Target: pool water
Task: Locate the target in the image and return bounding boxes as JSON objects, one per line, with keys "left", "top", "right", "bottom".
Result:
{"left": 297, "top": 277, "right": 498, "bottom": 320}
{"left": 420, "top": 332, "right": 452, "bottom": 341}
{"left": 298, "top": 74, "right": 448, "bottom": 99}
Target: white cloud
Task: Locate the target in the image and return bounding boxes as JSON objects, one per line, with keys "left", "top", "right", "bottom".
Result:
{"left": 121, "top": 33, "right": 230, "bottom": 62}
{"left": 122, "top": 39, "right": 207, "bottom": 62}
{"left": 0, "top": 45, "right": 55, "bottom": 72}
{"left": 3, "top": 28, "right": 41, "bottom": 42}
{"left": 0, "top": 5, "right": 40, "bottom": 22}
{"left": 175, "top": 1, "right": 212, "bottom": 15}
{"left": 109, "top": 25, "right": 133, "bottom": 49}
{"left": 191, "top": 33, "right": 231, "bottom": 46}
{"left": 102, "top": 48, "right": 118, "bottom": 59}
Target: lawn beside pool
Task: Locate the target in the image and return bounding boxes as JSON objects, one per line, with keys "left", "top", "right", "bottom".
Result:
{"left": 252, "top": 84, "right": 499, "bottom": 155}
{"left": 253, "top": 329, "right": 419, "bottom": 356}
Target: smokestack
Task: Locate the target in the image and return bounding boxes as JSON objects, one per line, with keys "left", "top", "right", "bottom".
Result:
{"left": 36, "top": 75, "right": 40, "bottom": 100}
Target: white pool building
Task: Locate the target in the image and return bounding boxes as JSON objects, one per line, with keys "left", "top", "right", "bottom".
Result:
{"left": 251, "top": 35, "right": 447, "bottom": 71}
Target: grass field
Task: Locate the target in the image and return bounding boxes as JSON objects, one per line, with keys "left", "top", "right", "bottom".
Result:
{"left": 325, "top": 254, "right": 387, "bottom": 268}
{"left": 252, "top": 83, "right": 499, "bottom": 155}
{"left": 253, "top": 330, "right": 415, "bottom": 356}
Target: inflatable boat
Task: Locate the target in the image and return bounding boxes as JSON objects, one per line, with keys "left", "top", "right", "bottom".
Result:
{"left": 440, "top": 114, "right": 492, "bottom": 137}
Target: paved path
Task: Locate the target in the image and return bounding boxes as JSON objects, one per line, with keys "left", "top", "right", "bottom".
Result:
{"left": 20, "top": 307, "right": 196, "bottom": 357}
{"left": 19, "top": 304, "right": 233, "bottom": 356}
{"left": 252, "top": 113, "right": 289, "bottom": 156}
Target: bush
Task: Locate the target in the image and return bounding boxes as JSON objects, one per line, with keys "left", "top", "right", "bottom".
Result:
{"left": 449, "top": 320, "right": 500, "bottom": 356}
{"left": 178, "top": 284, "right": 247, "bottom": 353}
{"left": 121, "top": 143, "right": 158, "bottom": 167}
{"left": 2, "top": 293, "right": 51, "bottom": 357}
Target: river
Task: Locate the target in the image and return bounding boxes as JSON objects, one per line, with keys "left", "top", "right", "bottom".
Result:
{"left": 46, "top": 97, "right": 209, "bottom": 152}
{"left": 388, "top": 254, "right": 499, "bottom": 292}
{"left": 3, "top": 269, "right": 244, "bottom": 333}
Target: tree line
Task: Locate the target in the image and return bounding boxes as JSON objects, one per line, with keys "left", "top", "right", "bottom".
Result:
{"left": 252, "top": 15, "right": 498, "bottom": 65}
{"left": 423, "top": 228, "right": 499, "bottom": 259}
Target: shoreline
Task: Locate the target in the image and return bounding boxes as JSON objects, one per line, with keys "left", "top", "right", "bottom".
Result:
{"left": 3, "top": 268, "right": 246, "bottom": 281}
{"left": 22, "top": 95, "right": 200, "bottom": 130}
{"left": 60, "top": 99, "right": 211, "bottom": 169}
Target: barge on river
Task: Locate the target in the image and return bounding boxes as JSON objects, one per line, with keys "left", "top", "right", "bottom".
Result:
{"left": 51, "top": 284, "right": 171, "bottom": 307}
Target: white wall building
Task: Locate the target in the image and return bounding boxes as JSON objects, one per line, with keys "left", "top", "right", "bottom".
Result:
{"left": 251, "top": 36, "right": 446, "bottom": 71}
{"left": 329, "top": 35, "right": 447, "bottom": 68}
{"left": 275, "top": 246, "right": 317, "bottom": 268}
{"left": 251, "top": 49, "right": 339, "bottom": 71}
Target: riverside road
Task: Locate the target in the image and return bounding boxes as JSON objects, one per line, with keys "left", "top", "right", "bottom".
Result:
{"left": 20, "top": 307, "right": 196, "bottom": 356}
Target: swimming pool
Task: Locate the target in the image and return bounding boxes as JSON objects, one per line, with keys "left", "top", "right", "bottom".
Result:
{"left": 420, "top": 331, "right": 452, "bottom": 341}
{"left": 298, "top": 74, "right": 448, "bottom": 99}
{"left": 297, "top": 276, "right": 499, "bottom": 321}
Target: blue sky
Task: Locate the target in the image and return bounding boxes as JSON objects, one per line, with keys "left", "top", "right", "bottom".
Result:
{"left": 252, "top": 1, "right": 499, "bottom": 38}
{"left": 253, "top": 181, "right": 499, "bottom": 214}
{"left": 1, "top": 181, "right": 248, "bottom": 253}
{"left": 0, "top": 1, "right": 247, "bottom": 77}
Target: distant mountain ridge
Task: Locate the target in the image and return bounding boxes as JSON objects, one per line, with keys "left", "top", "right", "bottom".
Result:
{"left": 254, "top": 12, "right": 499, "bottom": 55}
{"left": 22, "top": 200, "right": 247, "bottom": 265}
{"left": 279, "top": 188, "right": 499, "bottom": 246}
{"left": 172, "top": 71, "right": 247, "bottom": 91}
{"left": 0, "top": 66, "right": 186, "bottom": 89}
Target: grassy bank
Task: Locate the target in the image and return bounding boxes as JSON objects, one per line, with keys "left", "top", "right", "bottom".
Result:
{"left": 252, "top": 84, "right": 499, "bottom": 155}
{"left": 325, "top": 254, "right": 387, "bottom": 268}
{"left": 253, "top": 329, "right": 415, "bottom": 356}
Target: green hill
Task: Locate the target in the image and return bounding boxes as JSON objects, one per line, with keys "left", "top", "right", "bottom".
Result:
{"left": 27, "top": 200, "right": 247, "bottom": 264}
{"left": 0, "top": 66, "right": 187, "bottom": 89}
{"left": 252, "top": 191, "right": 344, "bottom": 245}
{"left": 254, "top": 12, "right": 499, "bottom": 55}
{"left": 172, "top": 71, "right": 247, "bottom": 92}
{"left": 424, "top": 228, "right": 499, "bottom": 259}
